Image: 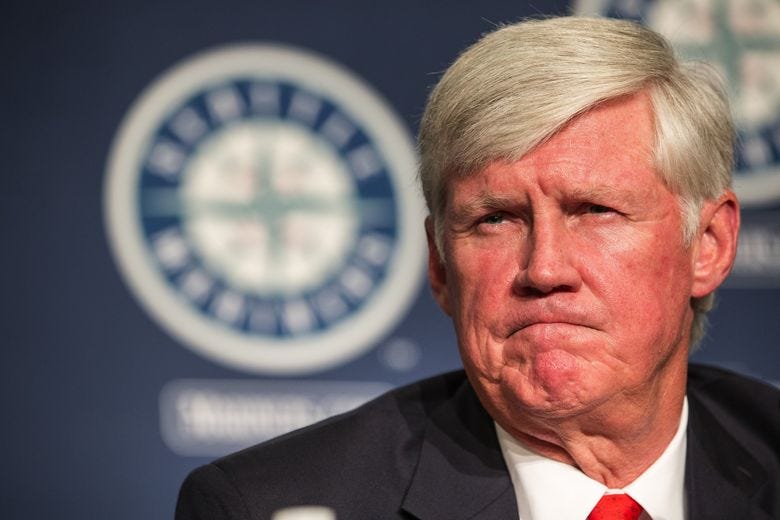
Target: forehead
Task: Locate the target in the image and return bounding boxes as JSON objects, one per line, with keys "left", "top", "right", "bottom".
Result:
{"left": 546, "top": 92, "right": 655, "bottom": 168}
{"left": 446, "top": 92, "right": 661, "bottom": 203}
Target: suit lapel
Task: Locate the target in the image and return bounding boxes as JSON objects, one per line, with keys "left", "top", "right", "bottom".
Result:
{"left": 401, "top": 380, "right": 518, "bottom": 520}
{"left": 686, "top": 389, "right": 773, "bottom": 520}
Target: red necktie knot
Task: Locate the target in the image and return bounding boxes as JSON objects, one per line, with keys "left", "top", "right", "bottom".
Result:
{"left": 587, "top": 493, "right": 644, "bottom": 520}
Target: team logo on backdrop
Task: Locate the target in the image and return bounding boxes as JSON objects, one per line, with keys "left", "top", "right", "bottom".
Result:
{"left": 105, "top": 45, "right": 425, "bottom": 374}
{"left": 577, "top": 0, "right": 780, "bottom": 206}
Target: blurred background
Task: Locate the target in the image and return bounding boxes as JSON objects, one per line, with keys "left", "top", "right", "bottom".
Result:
{"left": 3, "top": 0, "right": 779, "bottom": 518}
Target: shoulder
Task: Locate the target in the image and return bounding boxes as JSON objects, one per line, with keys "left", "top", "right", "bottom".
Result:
{"left": 685, "top": 364, "right": 780, "bottom": 517}
{"left": 687, "top": 363, "right": 779, "bottom": 429}
{"left": 686, "top": 364, "right": 779, "bottom": 477}
{"left": 176, "top": 370, "right": 469, "bottom": 519}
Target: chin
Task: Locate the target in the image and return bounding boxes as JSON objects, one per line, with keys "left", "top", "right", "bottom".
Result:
{"left": 495, "top": 360, "right": 603, "bottom": 419}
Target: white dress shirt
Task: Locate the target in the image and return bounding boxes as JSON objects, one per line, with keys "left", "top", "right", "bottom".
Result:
{"left": 496, "top": 398, "right": 688, "bottom": 520}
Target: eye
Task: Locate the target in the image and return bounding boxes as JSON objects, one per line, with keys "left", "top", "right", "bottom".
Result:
{"left": 586, "top": 204, "right": 613, "bottom": 214}
{"left": 481, "top": 213, "right": 505, "bottom": 225}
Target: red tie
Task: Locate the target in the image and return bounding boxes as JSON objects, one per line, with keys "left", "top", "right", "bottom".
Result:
{"left": 586, "top": 493, "right": 644, "bottom": 520}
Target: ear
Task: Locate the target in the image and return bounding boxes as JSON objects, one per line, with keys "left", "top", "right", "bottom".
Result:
{"left": 691, "top": 191, "right": 740, "bottom": 298}
{"left": 426, "top": 217, "right": 452, "bottom": 316}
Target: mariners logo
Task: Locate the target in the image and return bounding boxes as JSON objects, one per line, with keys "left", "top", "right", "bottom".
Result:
{"left": 105, "top": 45, "right": 426, "bottom": 374}
{"left": 577, "top": 0, "right": 780, "bottom": 206}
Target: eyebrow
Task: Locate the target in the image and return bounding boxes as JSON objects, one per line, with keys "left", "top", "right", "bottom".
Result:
{"left": 565, "top": 184, "right": 648, "bottom": 207}
{"left": 448, "top": 183, "right": 650, "bottom": 221}
{"left": 448, "top": 193, "right": 521, "bottom": 222}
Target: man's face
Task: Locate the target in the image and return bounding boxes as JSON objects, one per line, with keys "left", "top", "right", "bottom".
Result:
{"left": 429, "top": 92, "right": 704, "bottom": 427}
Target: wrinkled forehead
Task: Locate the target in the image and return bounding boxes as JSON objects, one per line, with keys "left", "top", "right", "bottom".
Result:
{"left": 436, "top": 91, "right": 661, "bottom": 212}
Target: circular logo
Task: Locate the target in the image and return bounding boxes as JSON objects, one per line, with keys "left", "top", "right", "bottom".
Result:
{"left": 104, "top": 44, "right": 426, "bottom": 375}
{"left": 577, "top": 0, "right": 780, "bottom": 206}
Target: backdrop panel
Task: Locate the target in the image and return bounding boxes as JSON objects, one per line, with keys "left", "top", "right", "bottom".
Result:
{"left": 3, "top": 1, "right": 778, "bottom": 518}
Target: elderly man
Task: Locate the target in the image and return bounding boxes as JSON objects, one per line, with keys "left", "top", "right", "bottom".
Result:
{"left": 176, "top": 17, "right": 779, "bottom": 520}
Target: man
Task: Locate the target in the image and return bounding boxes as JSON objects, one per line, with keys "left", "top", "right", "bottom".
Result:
{"left": 176, "top": 16, "right": 779, "bottom": 519}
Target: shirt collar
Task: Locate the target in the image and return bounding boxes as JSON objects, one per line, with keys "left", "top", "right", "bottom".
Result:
{"left": 496, "top": 397, "right": 688, "bottom": 520}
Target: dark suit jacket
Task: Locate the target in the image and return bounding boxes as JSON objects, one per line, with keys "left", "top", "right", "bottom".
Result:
{"left": 176, "top": 364, "right": 779, "bottom": 519}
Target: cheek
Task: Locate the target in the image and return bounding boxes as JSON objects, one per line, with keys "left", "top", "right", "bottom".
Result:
{"left": 631, "top": 241, "right": 692, "bottom": 306}
{"left": 448, "top": 247, "right": 518, "bottom": 376}
{"left": 592, "top": 237, "right": 693, "bottom": 350}
{"left": 448, "top": 244, "right": 518, "bottom": 310}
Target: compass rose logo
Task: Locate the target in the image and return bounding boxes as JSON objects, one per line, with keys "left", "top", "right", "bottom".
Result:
{"left": 105, "top": 45, "right": 426, "bottom": 374}
{"left": 577, "top": 0, "right": 780, "bottom": 206}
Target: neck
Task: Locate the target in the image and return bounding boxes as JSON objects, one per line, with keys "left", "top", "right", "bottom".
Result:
{"left": 500, "top": 357, "right": 688, "bottom": 488}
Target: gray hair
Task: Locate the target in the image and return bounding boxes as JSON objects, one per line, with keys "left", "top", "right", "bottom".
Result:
{"left": 418, "top": 16, "right": 735, "bottom": 346}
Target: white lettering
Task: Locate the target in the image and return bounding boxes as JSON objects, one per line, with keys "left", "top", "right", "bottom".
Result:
{"left": 161, "top": 381, "right": 392, "bottom": 454}
{"left": 735, "top": 227, "right": 780, "bottom": 274}
{"left": 287, "top": 92, "right": 321, "bottom": 125}
{"left": 320, "top": 112, "right": 355, "bottom": 148}
{"left": 147, "top": 140, "right": 186, "bottom": 178}
{"left": 249, "top": 84, "right": 280, "bottom": 115}
{"left": 743, "top": 135, "right": 771, "bottom": 168}
{"left": 172, "top": 389, "right": 381, "bottom": 444}
{"left": 312, "top": 287, "right": 348, "bottom": 323}
{"left": 206, "top": 87, "right": 244, "bottom": 123}
{"left": 340, "top": 265, "right": 373, "bottom": 301}
{"left": 152, "top": 228, "right": 190, "bottom": 271}
{"left": 170, "top": 107, "right": 208, "bottom": 144}
{"left": 212, "top": 290, "right": 246, "bottom": 324}
{"left": 348, "top": 145, "right": 382, "bottom": 179}
{"left": 249, "top": 303, "right": 277, "bottom": 333}
{"left": 282, "top": 299, "right": 316, "bottom": 334}
{"left": 179, "top": 269, "right": 214, "bottom": 303}
{"left": 357, "top": 233, "right": 392, "bottom": 266}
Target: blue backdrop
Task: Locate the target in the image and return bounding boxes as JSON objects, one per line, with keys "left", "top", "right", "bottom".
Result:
{"left": 3, "top": 1, "right": 778, "bottom": 519}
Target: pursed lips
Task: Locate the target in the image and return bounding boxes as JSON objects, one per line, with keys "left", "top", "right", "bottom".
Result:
{"left": 505, "top": 309, "right": 600, "bottom": 338}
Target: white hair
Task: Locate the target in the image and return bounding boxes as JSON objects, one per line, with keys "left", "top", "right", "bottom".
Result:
{"left": 418, "top": 16, "right": 735, "bottom": 345}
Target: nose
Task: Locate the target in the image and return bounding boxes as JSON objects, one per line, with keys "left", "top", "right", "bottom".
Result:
{"left": 515, "top": 216, "right": 582, "bottom": 296}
